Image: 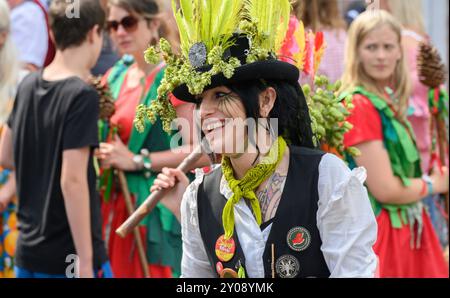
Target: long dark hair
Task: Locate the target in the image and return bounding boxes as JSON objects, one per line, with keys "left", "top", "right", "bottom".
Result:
{"left": 227, "top": 79, "right": 315, "bottom": 150}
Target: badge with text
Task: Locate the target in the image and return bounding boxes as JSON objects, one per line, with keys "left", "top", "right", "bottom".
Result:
{"left": 275, "top": 254, "right": 300, "bottom": 278}
{"left": 215, "top": 235, "right": 236, "bottom": 262}
{"left": 286, "top": 226, "right": 311, "bottom": 252}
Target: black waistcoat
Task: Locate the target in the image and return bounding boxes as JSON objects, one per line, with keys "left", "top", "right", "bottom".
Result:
{"left": 197, "top": 146, "right": 331, "bottom": 278}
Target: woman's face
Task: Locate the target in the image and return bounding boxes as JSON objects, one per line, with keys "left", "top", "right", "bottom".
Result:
{"left": 358, "top": 24, "right": 402, "bottom": 85}
{"left": 108, "top": 5, "right": 158, "bottom": 57}
{"left": 198, "top": 86, "right": 249, "bottom": 156}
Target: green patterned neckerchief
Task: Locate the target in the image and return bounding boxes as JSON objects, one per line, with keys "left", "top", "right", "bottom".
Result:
{"left": 221, "top": 136, "right": 287, "bottom": 239}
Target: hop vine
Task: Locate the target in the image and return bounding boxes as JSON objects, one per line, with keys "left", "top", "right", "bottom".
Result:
{"left": 304, "top": 75, "right": 360, "bottom": 157}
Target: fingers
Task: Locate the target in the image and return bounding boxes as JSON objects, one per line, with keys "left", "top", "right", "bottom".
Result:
{"left": 150, "top": 185, "right": 160, "bottom": 192}
{"left": 99, "top": 143, "right": 113, "bottom": 157}
{"left": 99, "top": 142, "right": 112, "bottom": 150}
{"left": 432, "top": 165, "right": 448, "bottom": 176}
{"left": 150, "top": 167, "right": 190, "bottom": 192}
{"left": 162, "top": 167, "right": 190, "bottom": 186}
{"left": 167, "top": 168, "right": 190, "bottom": 186}
{"left": 158, "top": 170, "right": 176, "bottom": 187}
{"left": 150, "top": 172, "right": 174, "bottom": 192}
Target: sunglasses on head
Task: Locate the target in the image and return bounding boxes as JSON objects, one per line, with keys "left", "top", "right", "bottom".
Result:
{"left": 106, "top": 15, "right": 141, "bottom": 33}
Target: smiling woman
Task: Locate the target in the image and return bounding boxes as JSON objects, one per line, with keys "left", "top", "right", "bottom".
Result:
{"left": 148, "top": 0, "right": 379, "bottom": 278}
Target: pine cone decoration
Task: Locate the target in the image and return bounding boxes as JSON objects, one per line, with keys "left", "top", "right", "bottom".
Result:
{"left": 91, "top": 76, "right": 116, "bottom": 120}
{"left": 417, "top": 42, "right": 447, "bottom": 89}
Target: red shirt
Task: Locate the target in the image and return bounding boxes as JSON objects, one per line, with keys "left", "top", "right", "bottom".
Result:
{"left": 344, "top": 94, "right": 383, "bottom": 148}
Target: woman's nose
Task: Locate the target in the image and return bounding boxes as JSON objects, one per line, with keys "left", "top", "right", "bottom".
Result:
{"left": 199, "top": 99, "right": 217, "bottom": 119}
{"left": 376, "top": 48, "right": 387, "bottom": 60}
{"left": 200, "top": 107, "right": 215, "bottom": 120}
{"left": 116, "top": 25, "right": 128, "bottom": 37}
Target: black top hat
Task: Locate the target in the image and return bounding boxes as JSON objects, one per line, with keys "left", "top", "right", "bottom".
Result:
{"left": 172, "top": 35, "right": 300, "bottom": 103}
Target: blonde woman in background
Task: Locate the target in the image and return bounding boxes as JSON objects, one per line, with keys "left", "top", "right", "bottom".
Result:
{"left": 341, "top": 10, "right": 448, "bottom": 277}
{"left": 293, "top": 0, "right": 348, "bottom": 83}
{"left": 381, "top": 0, "right": 449, "bottom": 252}
{"left": 0, "top": 0, "right": 28, "bottom": 278}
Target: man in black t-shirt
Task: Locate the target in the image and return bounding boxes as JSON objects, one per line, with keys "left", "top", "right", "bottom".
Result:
{"left": 0, "top": 0, "right": 109, "bottom": 278}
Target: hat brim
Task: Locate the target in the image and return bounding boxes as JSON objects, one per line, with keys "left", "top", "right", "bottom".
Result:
{"left": 172, "top": 60, "right": 300, "bottom": 103}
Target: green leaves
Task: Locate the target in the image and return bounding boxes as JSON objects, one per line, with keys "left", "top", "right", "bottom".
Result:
{"left": 144, "top": 46, "right": 160, "bottom": 65}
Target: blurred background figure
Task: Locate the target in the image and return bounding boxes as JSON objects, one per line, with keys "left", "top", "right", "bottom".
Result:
{"left": 0, "top": 0, "right": 29, "bottom": 278}
{"left": 340, "top": 0, "right": 449, "bottom": 84}
{"left": 6, "top": 0, "right": 54, "bottom": 71}
{"left": 293, "top": 0, "right": 348, "bottom": 84}
{"left": 155, "top": 0, "right": 180, "bottom": 55}
{"left": 341, "top": 10, "right": 448, "bottom": 278}
{"left": 1, "top": 0, "right": 110, "bottom": 278}
{"left": 343, "top": 0, "right": 367, "bottom": 26}
{"left": 91, "top": 0, "right": 120, "bottom": 76}
{"left": 381, "top": 0, "right": 449, "bottom": 250}
{"left": 98, "top": 0, "right": 208, "bottom": 278}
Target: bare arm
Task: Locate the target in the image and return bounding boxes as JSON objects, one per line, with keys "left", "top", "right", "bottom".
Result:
{"left": 0, "top": 174, "right": 16, "bottom": 212}
{"left": 0, "top": 126, "right": 14, "bottom": 170}
{"left": 60, "top": 147, "right": 94, "bottom": 278}
{"left": 353, "top": 140, "right": 448, "bottom": 205}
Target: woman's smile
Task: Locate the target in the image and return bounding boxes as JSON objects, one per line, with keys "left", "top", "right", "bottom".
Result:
{"left": 203, "top": 119, "right": 226, "bottom": 135}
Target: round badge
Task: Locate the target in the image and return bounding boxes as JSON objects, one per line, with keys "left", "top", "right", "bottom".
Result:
{"left": 219, "top": 268, "right": 239, "bottom": 278}
{"left": 286, "top": 226, "right": 311, "bottom": 252}
{"left": 275, "top": 255, "right": 300, "bottom": 278}
{"left": 215, "top": 235, "right": 236, "bottom": 262}
{"left": 188, "top": 42, "right": 207, "bottom": 69}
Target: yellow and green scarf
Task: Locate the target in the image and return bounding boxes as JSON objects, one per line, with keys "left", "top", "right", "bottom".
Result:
{"left": 221, "top": 136, "right": 287, "bottom": 239}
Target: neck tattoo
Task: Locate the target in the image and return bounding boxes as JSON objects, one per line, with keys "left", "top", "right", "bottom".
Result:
{"left": 256, "top": 172, "right": 287, "bottom": 223}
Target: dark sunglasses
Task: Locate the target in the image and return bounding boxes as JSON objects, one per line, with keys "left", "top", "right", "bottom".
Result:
{"left": 106, "top": 15, "right": 141, "bottom": 33}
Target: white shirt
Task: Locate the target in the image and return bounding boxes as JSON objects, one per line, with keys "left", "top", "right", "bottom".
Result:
{"left": 180, "top": 153, "right": 378, "bottom": 278}
{"left": 11, "top": 1, "right": 48, "bottom": 68}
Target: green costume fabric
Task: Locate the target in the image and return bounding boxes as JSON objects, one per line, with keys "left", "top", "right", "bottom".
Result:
{"left": 106, "top": 56, "right": 183, "bottom": 276}
{"left": 344, "top": 87, "right": 423, "bottom": 230}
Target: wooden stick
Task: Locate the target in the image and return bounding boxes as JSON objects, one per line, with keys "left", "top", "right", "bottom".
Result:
{"left": 431, "top": 88, "right": 449, "bottom": 228}
{"left": 117, "top": 170, "right": 151, "bottom": 278}
{"left": 435, "top": 113, "right": 449, "bottom": 227}
{"left": 271, "top": 244, "right": 275, "bottom": 278}
{"left": 116, "top": 141, "right": 209, "bottom": 238}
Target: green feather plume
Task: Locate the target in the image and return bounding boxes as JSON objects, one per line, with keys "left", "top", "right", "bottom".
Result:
{"left": 242, "top": 0, "right": 291, "bottom": 53}
{"left": 172, "top": 0, "right": 243, "bottom": 57}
